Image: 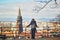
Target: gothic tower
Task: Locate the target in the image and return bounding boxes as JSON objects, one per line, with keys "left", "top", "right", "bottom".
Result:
{"left": 17, "top": 8, "right": 23, "bottom": 34}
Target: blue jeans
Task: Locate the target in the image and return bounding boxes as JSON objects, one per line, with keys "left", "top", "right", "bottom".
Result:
{"left": 31, "top": 28, "right": 36, "bottom": 39}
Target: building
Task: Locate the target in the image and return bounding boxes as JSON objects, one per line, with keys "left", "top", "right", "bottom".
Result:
{"left": 16, "top": 8, "right": 23, "bottom": 34}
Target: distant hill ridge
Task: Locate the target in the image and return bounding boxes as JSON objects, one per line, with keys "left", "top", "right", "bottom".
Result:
{"left": 0, "top": 18, "right": 58, "bottom": 22}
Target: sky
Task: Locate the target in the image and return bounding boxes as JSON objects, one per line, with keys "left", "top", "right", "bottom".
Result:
{"left": 0, "top": 0, "right": 60, "bottom": 21}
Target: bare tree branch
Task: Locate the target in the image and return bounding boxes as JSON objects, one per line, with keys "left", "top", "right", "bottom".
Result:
{"left": 34, "top": 0, "right": 52, "bottom": 13}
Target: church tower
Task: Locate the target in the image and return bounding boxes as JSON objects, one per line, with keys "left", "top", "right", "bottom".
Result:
{"left": 17, "top": 8, "right": 23, "bottom": 34}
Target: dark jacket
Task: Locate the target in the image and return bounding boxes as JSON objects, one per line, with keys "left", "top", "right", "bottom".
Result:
{"left": 27, "top": 19, "right": 37, "bottom": 27}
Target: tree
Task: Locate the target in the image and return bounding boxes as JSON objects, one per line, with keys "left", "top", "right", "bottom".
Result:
{"left": 33, "top": 0, "right": 58, "bottom": 13}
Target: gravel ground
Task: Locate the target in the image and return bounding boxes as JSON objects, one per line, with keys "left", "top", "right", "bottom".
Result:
{"left": 0, "top": 37, "right": 60, "bottom": 40}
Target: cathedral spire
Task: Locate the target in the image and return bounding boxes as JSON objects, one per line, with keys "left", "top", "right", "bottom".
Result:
{"left": 17, "top": 7, "right": 23, "bottom": 34}
{"left": 18, "top": 8, "right": 21, "bottom": 16}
